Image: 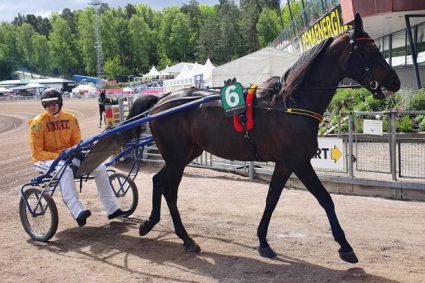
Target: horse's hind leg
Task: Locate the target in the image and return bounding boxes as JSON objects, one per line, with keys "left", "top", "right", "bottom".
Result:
{"left": 139, "top": 166, "right": 166, "bottom": 236}
{"left": 294, "top": 163, "right": 358, "bottom": 263}
{"left": 257, "top": 163, "right": 292, "bottom": 258}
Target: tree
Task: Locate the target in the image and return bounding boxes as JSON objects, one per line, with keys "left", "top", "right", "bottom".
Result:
{"left": 218, "top": 0, "right": 241, "bottom": 63}
{"left": 170, "top": 12, "right": 193, "bottom": 61}
{"left": 16, "top": 23, "right": 35, "bottom": 71}
{"left": 76, "top": 9, "right": 96, "bottom": 75}
{"left": 158, "top": 7, "right": 194, "bottom": 62}
{"left": 99, "top": 9, "right": 131, "bottom": 70}
{"left": 12, "top": 14, "right": 51, "bottom": 37}
{"left": 197, "top": 5, "right": 221, "bottom": 62}
{"left": 128, "top": 15, "right": 151, "bottom": 74}
{"left": 257, "top": 8, "right": 281, "bottom": 47}
{"left": 239, "top": 0, "right": 262, "bottom": 55}
{"left": 181, "top": 0, "right": 201, "bottom": 45}
{"left": 125, "top": 4, "right": 137, "bottom": 19}
{"left": 61, "top": 8, "right": 77, "bottom": 34}
{"left": 32, "top": 34, "right": 51, "bottom": 75}
{"left": 49, "top": 14, "right": 78, "bottom": 76}
{"left": 0, "top": 23, "right": 19, "bottom": 78}
{"left": 104, "top": 56, "right": 130, "bottom": 80}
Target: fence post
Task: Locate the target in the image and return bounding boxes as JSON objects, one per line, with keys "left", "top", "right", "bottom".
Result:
{"left": 249, "top": 161, "right": 254, "bottom": 181}
{"left": 389, "top": 112, "right": 397, "bottom": 181}
{"left": 348, "top": 112, "right": 354, "bottom": 177}
{"left": 118, "top": 98, "right": 124, "bottom": 123}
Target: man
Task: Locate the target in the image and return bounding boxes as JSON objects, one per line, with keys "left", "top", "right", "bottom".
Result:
{"left": 98, "top": 90, "right": 108, "bottom": 128}
{"left": 29, "top": 88, "right": 126, "bottom": 227}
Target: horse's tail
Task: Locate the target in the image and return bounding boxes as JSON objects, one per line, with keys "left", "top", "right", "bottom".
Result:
{"left": 119, "top": 94, "right": 160, "bottom": 143}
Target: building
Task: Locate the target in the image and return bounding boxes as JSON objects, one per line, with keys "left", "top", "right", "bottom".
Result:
{"left": 273, "top": 0, "right": 425, "bottom": 89}
{"left": 0, "top": 78, "right": 77, "bottom": 93}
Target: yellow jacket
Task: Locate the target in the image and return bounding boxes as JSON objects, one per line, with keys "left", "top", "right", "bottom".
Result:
{"left": 29, "top": 111, "right": 81, "bottom": 163}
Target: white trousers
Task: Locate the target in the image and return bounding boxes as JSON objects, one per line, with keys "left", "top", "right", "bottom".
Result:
{"left": 34, "top": 159, "right": 119, "bottom": 219}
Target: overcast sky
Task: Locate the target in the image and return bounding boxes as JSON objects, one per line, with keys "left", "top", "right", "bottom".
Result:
{"left": 0, "top": 0, "right": 223, "bottom": 23}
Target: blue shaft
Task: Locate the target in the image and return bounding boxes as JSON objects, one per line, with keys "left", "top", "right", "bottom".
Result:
{"left": 65, "top": 94, "right": 221, "bottom": 156}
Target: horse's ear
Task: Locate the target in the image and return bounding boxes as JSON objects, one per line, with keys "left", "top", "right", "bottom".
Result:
{"left": 354, "top": 13, "right": 364, "bottom": 35}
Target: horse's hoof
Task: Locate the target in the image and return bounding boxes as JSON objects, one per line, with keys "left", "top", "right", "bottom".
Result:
{"left": 339, "top": 250, "right": 359, "bottom": 263}
{"left": 184, "top": 242, "right": 201, "bottom": 253}
{"left": 139, "top": 221, "right": 150, "bottom": 236}
{"left": 258, "top": 246, "right": 277, "bottom": 258}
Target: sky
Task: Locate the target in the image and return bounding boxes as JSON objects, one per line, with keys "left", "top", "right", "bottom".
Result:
{"left": 0, "top": 0, "right": 223, "bottom": 23}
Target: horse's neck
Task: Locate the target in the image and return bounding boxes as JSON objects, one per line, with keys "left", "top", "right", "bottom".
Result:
{"left": 292, "top": 48, "right": 345, "bottom": 115}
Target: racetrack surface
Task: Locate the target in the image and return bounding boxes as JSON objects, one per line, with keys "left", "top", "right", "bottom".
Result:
{"left": 0, "top": 99, "right": 424, "bottom": 282}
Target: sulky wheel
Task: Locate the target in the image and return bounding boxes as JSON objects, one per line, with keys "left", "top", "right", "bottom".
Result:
{"left": 109, "top": 173, "right": 138, "bottom": 217}
{"left": 19, "top": 188, "right": 58, "bottom": 242}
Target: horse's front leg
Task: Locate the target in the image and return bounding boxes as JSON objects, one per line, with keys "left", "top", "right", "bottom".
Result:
{"left": 257, "top": 163, "right": 292, "bottom": 258}
{"left": 162, "top": 164, "right": 200, "bottom": 252}
{"left": 294, "top": 162, "right": 358, "bottom": 263}
{"left": 139, "top": 166, "right": 166, "bottom": 236}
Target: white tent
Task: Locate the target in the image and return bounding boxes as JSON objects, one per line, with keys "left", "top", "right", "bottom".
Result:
{"left": 173, "top": 64, "right": 192, "bottom": 80}
{"left": 185, "top": 62, "right": 204, "bottom": 78}
{"left": 143, "top": 66, "right": 160, "bottom": 79}
{"left": 160, "top": 65, "right": 170, "bottom": 76}
{"left": 162, "top": 62, "right": 195, "bottom": 75}
{"left": 202, "top": 58, "right": 215, "bottom": 87}
{"left": 212, "top": 47, "right": 299, "bottom": 87}
{"left": 0, "top": 87, "right": 10, "bottom": 93}
{"left": 72, "top": 84, "right": 97, "bottom": 94}
{"left": 23, "top": 82, "right": 47, "bottom": 89}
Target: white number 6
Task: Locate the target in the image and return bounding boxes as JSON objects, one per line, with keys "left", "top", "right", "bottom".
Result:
{"left": 225, "top": 85, "right": 239, "bottom": 107}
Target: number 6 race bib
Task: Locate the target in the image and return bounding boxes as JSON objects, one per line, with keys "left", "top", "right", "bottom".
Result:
{"left": 220, "top": 82, "right": 245, "bottom": 116}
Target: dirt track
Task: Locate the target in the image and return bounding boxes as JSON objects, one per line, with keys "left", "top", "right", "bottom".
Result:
{"left": 0, "top": 99, "right": 424, "bottom": 283}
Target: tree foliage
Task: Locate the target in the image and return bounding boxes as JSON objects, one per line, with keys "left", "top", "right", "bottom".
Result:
{"left": 0, "top": 1, "right": 302, "bottom": 79}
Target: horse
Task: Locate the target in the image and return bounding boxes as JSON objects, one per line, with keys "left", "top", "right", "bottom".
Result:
{"left": 125, "top": 14, "right": 400, "bottom": 263}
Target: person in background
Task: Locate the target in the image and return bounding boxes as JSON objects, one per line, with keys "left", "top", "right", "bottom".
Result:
{"left": 29, "top": 88, "right": 126, "bottom": 227}
{"left": 98, "top": 90, "right": 107, "bottom": 128}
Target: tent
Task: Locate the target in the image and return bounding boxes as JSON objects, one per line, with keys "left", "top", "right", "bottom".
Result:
{"left": 202, "top": 58, "right": 215, "bottom": 87}
{"left": 0, "top": 87, "right": 10, "bottom": 93}
{"left": 71, "top": 84, "right": 97, "bottom": 94}
{"left": 23, "top": 82, "right": 47, "bottom": 89}
{"left": 143, "top": 66, "right": 160, "bottom": 79}
{"left": 122, "top": 87, "right": 133, "bottom": 93}
{"left": 212, "top": 47, "right": 299, "bottom": 87}
{"left": 160, "top": 65, "right": 170, "bottom": 76}
{"left": 161, "top": 62, "right": 196, "bottom": 75}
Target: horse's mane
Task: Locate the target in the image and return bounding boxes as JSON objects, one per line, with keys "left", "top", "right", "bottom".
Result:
{"left": 279, "top": 37, "right": 334, "bottom": 99}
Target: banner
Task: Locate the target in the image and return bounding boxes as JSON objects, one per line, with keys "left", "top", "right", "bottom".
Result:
{"left": 300, "top": 5, "right": 351, "bottom": 52}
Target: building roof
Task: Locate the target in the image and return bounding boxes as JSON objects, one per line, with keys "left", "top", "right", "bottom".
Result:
{"left": 0, "top": 78, "right": 74, "bottom": 87}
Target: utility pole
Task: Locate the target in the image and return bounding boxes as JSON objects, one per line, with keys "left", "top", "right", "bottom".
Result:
{"left": 89, "top": 0, "right": 104, "bottom": 88}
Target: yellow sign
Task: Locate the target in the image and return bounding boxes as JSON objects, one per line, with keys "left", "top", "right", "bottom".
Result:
{"left": 330, "top": 145, "right": 342, "bottom": 163}
{"left": 312, "top": 137, "right": 344, "bottom": 170}
{"left": 300, "top": 5, "right": 351, "bottom": 52}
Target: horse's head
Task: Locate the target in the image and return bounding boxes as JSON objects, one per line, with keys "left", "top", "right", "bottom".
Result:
{"left": 341, "top": 13, "right": 400, "bottom": 99}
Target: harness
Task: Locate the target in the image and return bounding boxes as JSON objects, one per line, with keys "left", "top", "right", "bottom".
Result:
{"left": 231, "top": 85, "right": 264, "bottom": 161}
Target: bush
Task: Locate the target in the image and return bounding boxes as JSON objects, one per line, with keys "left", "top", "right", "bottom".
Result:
{"left": 420, "top": 118, "right": 425, "bottom": 131}
{"left": 407, "top": 91, "right": 425, "bottom": 110}
{"left": 414, "top": 114, "right": 424, "bottom": 123}
{"left": 397, "top": 115, "right": 413, "bottom": 132}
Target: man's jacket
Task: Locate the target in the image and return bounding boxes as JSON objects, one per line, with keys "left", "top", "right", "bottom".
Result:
{"left": 29, "top": 111, "right": 81, "bottom": 163}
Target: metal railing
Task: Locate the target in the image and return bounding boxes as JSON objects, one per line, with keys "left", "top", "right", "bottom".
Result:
{"left": 132, "top": 110, "right": 425, "bottom": 183}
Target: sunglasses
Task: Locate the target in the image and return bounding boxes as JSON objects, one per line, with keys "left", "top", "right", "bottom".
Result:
{"left": 44, "top": 101, "right": 58, "bottom": 107}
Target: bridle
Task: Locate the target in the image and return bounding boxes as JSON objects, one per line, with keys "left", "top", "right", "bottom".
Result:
{"left": 345, "top": 32, "right": 379, "bottom": 91}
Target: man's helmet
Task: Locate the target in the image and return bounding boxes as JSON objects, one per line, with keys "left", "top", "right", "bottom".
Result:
{"left": 41, "top": 88, "right": 63, "bottom": 110}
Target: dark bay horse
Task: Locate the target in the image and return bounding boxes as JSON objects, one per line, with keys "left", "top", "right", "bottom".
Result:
{"left": 126, "top": 14, "right": 400, "bottom": 263}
